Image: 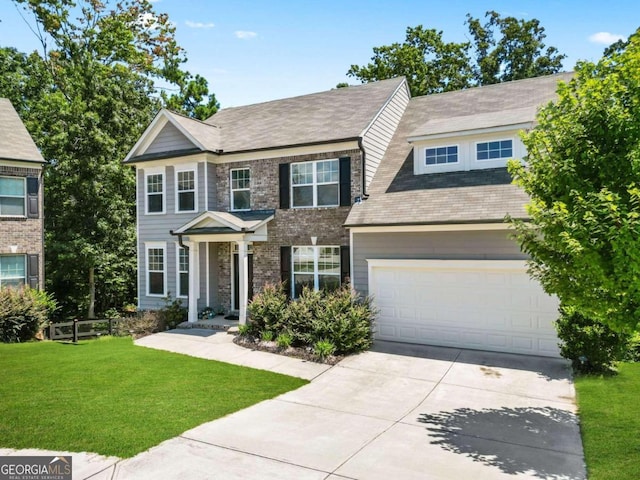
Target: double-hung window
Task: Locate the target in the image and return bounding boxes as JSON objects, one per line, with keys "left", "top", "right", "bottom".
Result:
{"left": 425, "top": 145, "right": 458, "bottom": 165}
{"left": 176, "top": 168, "right": 196, "bottom": 212}
{"left": 146, "top": 244, "right": 166, "bottom": 296}
{"left": 230, "top": 168, "right": 251, "bottom": 211}
{"left": 0, "top": 176, "right": 25, "bottom": 216}
{"left": 476, "top": 140, "right": 513, "bottom": 160}
{"left": 292, "top": 246, "right": 341, "bottom": 297}
{"left": 177, "top": 246, "right": 189, "bottom": 298}
{"left": 0, "top": 255, "right": 26, "bottom": 288}
{"left": 291, "top": 159, "right": 339, "bottom": 207}
{"left": 145, "top": 171, "right": 165, "bottom": 214}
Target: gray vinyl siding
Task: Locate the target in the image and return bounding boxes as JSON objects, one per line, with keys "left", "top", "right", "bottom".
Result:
{"left": 145, "top": 122, "right": 194, "bottom": 155}
{"left": 207, "top": 162, "right": 217, "bottom": 210}
{"left": 361, "top": 83, "right": 410, "bottom": 191}
{"left": 137, "top": 162, "right": 208, "bottom": 310}
{"left": 352, "top": 230, "right": 527, "bottom": 296}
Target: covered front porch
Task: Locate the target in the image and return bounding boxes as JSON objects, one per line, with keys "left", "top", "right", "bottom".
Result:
{"left": 171, "top": 210, "right": 275, "bottom": 325}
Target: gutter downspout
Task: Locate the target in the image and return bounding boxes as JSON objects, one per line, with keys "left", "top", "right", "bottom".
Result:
{"left": 357, "top": 137, "right": 369, "bottom": 200}
{"left": 170, "top": 230, "right": 197, "bottom": 322}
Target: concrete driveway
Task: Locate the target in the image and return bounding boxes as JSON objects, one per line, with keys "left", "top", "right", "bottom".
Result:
{"left": 105, "top": 336, "right": 585, "bottom": 480}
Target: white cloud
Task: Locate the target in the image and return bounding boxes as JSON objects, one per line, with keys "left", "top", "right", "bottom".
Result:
{"left": 185, "top": 20, "right": 215, "bottom": 29}
{"left": 137, "top": 12, "right": 159, "bottom": 30}
{"left": 589, "top": 32, "right": 626, "bottom": 45}
{"left": 235, "top": 30, "right": 257, "bottom": 40}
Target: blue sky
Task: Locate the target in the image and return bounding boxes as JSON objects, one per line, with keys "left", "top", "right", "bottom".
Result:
{"left": 0, "top": 1, "right": 638, "bottom": 108}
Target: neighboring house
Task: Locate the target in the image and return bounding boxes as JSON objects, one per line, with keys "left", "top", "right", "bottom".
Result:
{"left": 123, "top": 78, "right": 410, "bottom": 324}
{"left": 0, "top": 98, "right": 45, "bottom": 290}
{"left": 345, "top": 72, "right": 574, "bottom": 357}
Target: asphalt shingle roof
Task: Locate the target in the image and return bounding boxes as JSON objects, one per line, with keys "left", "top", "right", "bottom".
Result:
{"left": 345, "top": 72, "right": 574, "bottom": 226}
{"left": 204, "top": 77, "right": 406, "bottom": 153}
{"left": 0, "top": 98, "right": 45, "bottom": 163}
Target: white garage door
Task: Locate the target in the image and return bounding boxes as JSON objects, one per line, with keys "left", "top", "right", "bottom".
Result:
{"left": 368, "top": 259, "right": 560, "bottom": 357}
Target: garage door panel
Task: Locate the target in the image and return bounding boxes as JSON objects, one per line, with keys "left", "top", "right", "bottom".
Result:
{"left": 369, "top": 260, "right": 560, "bottom": 357}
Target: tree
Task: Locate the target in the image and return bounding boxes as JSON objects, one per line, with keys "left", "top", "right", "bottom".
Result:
{"left": 347, "top": 11, "right": 565, "bottom": 96}
{"left": 465, "top": 11, "right": 565, "bottom": 85}
{"left": 347, "top": 25, "right": 472, "bottom": 96}
{"left": 508, "top": 28, "right": 640, "bottom": 332}
{"left": 4, "top": 0, "right": 217, "bottom": 319}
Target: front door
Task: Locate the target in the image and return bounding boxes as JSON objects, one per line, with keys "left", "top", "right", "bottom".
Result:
{"left": 233, "top": 253, "right": 254, "bottom": 310}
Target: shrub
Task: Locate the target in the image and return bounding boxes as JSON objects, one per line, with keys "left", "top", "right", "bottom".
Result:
{"left": 313, "top": 339, "right": 336, "bottom": 362}
{"left": 159, "top": 293, "right": 187, "bottom": 329}
{"left": 247, "top": 283, "right": 288, "bottom": 332}
{"left": 247, "top": 283, "right": 376, "bottom": 356}
{"left": 261, "top": 330, "right": 274, "bottom": 342}
{"left": 0, "top": 286, "right": 57, "bottom": 343}
{"left": 237, "top": 324, "right": 251, "bottom": 336}
{"left": 276, "top": 332, "right": 293, "bottom": 349}
{"left": 115, "top": 311, "right": 161, "bottom": 338}
{"left": 556, "top": 308, "right": 631, "bottom": 374}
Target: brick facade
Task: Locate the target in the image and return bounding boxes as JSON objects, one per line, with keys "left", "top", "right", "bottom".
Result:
{"left": 0, "top": 164, "right": 44, "bottom": 288}
{"left": 213, "top": 148, "right": 363, "bottom": 310}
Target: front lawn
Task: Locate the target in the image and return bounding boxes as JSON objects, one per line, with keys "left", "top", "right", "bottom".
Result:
{"left": 574, "top": 362, "right": 640, "bottom": 480}
{"left": 0, "top": 336, "right": 306, "bottom": 458}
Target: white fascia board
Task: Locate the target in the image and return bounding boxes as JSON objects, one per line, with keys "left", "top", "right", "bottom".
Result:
{"left": 348, "top": 223, "right": 513, "bottom": 233}
{"left": 124, "top": 112, "right": 168, "bottom": 162}
{"left": 407, "top": 122, "right": 533, "bottom": 144}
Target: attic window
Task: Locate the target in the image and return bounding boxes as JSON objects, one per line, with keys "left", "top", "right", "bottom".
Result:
{"left": 477, "top": 140, "right": 513, "bottom": 160}
{"left": 425, "top": 146, "right": 458, "bottom": 165}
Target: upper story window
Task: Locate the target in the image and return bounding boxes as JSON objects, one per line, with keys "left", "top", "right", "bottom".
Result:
{"left": 230, "top": 168, "right": 251, "bottom": 211}
{"left": 145, "top": 171, "right": 165, "bottom": 214}
{"left": 0, "top": 176, "right": 25, "bottom": 217}
{"left": 291, "top": 159, "right": 339, "bottom": 208}
{"left": 477, "top": 140, "right": 513, "bottom": 160}
{"left": 0, "top": 255, "right": 26, "bottom": 288}
{"left": 425, "top": 145, "right": 458, "bottom": 165}
{"left": 176, "top": 168, "right": 197, "bottom": 213}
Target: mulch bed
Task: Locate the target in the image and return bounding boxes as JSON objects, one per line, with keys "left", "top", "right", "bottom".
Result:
{"left": 232, "top": 335, "right": 344, "bottom": 365}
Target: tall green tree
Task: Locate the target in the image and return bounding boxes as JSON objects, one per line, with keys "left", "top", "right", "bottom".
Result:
{"left": 508, "top": 28, "right": 640, "bottom": 332}
{"left": 465, "top": 11, "right": 566, "bottom": 85}
{"left": 4, "top": 0, "right": 217, "bottom": 319}
{"left": 347, "top": 11, "right": 565, "bottom": 96}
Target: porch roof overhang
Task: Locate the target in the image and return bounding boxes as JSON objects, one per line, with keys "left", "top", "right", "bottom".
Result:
{"left": 171, "top": 210, "right": 275, "bottom": 243}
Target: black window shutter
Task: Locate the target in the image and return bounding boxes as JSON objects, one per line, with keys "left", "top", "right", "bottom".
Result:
{"left": 339, "top": 157, "right": 351, "bottom": 207}
{"left": 27, "top": 254, "right": 39, "bottom": 289}
{"left": 26, "top": 177, "right": 39, "bottom": 218}
{"left": 279, "top": 163, "right": 290, "bottom": 209}
{"left": 280, "top": 246, "right": 292, "bottom": 298}
{"left": 340, "top": 246, "right": 351, "bottom": 285}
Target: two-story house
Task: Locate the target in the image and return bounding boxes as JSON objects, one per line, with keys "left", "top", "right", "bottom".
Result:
{"left": 346, "top": 73, "right": 574, "bottom": 357}
{"left": 124, "top": 78, "right": 410, "bottom": 324}
{"left": 0, "top": 98, "right": 45, "bottom": 290}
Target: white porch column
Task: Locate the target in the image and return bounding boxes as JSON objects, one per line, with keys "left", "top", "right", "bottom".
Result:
{"left": 187, "top": 241, "right": 199, "bottom": 322}
{"left": 237, "top": 240, "right": 249, "bottom": 325}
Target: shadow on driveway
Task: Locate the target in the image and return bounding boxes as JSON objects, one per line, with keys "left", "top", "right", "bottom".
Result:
{"left": 418, "top": 406, "right": 583, "bottom": 480}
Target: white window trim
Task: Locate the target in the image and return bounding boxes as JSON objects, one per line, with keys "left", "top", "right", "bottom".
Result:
{"left": 145, "top": 242, "right": 167, "bottom": 297}
{"left": 176, "top": 243, "right": 189, "bottom": 299}
{"left": 144, "top": 167, "right": 166, "bottom": 215}
{"left": 475, "top": 138, "right": 514, "bottom": 163}
{"left": 424, "top": 144, "right": 460, "bottom": 168}
{"left": 230, "top": 167, "right": 251, "bottom": 212}
{"left": 174, "top": 164, "right": 198, "bottom": 214}
{"left": 290, "top": 159, "right": 339, "bottom": 209}
{"left": 291, "top": 245, "right": 341, "bottom": 297}
{"left": 0, "top": 176, "right": 26, "bottom": 218}
{"left": 0, "top": 254, "right": 26, "bottom": 288}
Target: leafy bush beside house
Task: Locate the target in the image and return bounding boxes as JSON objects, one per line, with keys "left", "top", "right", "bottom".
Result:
{"left": 556, "top": 307, "right": 633, "bottom": 374}
{"left": 0, "top": 286, "right": 57, "bottom": 343}
{"left": 246, "top": 283, "right": 376, "bottom": 356}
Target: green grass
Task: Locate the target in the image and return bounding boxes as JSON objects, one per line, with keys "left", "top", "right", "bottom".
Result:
{"left": 0, "top": 336, "right": 307, "bottom": 458}
{"left": 574, "top": 362, "right": 640, "bottom": 480}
